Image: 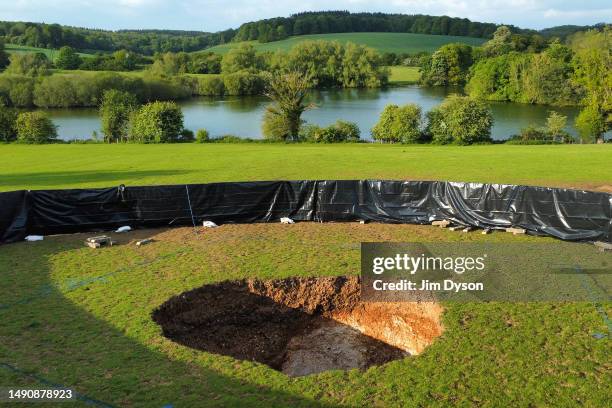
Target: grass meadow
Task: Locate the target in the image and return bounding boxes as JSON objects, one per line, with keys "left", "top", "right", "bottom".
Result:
{"left": 203, "top": 32, "right": 486, "bottom": 55}
{"left": 0, "top": 143, "right": 610, "bottom": 406}
{"left": 0, "top": 143, "right": 610, "bottom": 192}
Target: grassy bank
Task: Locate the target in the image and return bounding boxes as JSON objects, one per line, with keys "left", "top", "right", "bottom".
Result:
{"left": 204, "top": 32, "right": 486, "bottom": 55}
{"left": 0, "top": 144, "right": 610, "bottom": 192}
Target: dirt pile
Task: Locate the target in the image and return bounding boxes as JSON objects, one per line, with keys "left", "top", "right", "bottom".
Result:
{"left": 152, "top": 276, "right": 443, "bottom": 376}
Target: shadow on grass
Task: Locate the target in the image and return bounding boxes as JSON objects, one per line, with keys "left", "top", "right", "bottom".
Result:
{"left": 0, "top": 170, "right": 191, "bottom": 189}
{"left": 0, "top": 239, "right": 339, "bottom": 407}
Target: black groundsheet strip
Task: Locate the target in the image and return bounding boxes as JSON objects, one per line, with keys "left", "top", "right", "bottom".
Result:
{"left": 0, "top": 180, "right": 610, "bottom": 244}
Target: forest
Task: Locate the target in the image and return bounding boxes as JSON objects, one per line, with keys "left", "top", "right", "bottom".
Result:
{"left": 1, "top": 12, "right": 600, "bottom": 55}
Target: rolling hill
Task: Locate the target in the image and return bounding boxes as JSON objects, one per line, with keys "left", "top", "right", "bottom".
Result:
{"left": 203, "top": 32, "right": 487, "bottom": 55}
{"left": 5, "top": 43, "right": 94, "bottom": 60}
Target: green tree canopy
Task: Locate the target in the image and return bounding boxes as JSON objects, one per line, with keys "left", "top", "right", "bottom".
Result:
{"left": 371, "top": 104, "right": 423, "bottom": 143}
{"left": 427, "top": 95, "right": 493, "bottom": 145}
{"left": 0, "top": 104, "right": 18, "bottom": 142}
{"left": 5, "top": 52, "right": 50, "bottom": 76}
{"left": 99, "top": 89, "right": 139, "bottom": 143}
{"left": 54, "top": 46, "right": 82, "bottom": 70}
{"left": 263, "top": 72, "right": 313, "bottom": 141}
{"left": 221, "top": 44, "right": 262, "bottom": 74}
{"left": 466, "top": 48, "right": 578, "bottom": 106}
{"left": 575, "top": 104, "right": 606, "bottom": 143}
{"left": 149, "top": 52, "right": 191, "bottom": 76}
{"left": 128, "top": 101, "right": 184, "bottom": 143}
{"left": 570, "top": 27, "right": 611, "bottom": 142}
{"left": 420, "top": 43, "right": 473, "bottom": 86}
{"left": 300, "top": 120, "right": 361, "bottom": 143}
{"left": 15, "top": 111, "right": 57, "bottom": 143}
{"left": 545, "top": 111, "right": 569, "bottom": 142}
{"left": 482, "top": 26, "right": 514, "bottom": 57}
{"left": 280, "top": 41, "right": 387, "bottom": 88}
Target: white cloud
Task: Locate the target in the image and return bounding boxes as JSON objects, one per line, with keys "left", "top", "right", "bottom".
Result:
{"left": 543, "top": 8, "right": 612, "bottom": 19}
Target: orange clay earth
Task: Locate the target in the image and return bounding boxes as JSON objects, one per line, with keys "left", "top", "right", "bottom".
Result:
{"left": 153, "top": 276, "right": 443, "bottom": 377}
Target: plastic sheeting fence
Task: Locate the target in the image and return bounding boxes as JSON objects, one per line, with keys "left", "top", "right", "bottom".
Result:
{"left": 1, "top": 180, "right": 610, "bottom": 244}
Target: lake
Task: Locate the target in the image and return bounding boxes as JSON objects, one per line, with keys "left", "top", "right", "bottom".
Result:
{"left": 46, "top": 86, "right": 583, "bottom": 141}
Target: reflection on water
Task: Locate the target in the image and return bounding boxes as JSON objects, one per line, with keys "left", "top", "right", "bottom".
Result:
{"left": 46, "top": 86, "right": 582, "bottom": 141}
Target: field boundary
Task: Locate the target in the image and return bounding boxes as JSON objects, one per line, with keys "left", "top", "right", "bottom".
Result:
{"left": 1, "top": 180, "right": 610, "bottom": 244}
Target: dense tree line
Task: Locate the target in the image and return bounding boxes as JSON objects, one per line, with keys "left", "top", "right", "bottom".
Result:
{"left": 0, "top": 40, "right": 386, "bottom": 106}
{"left": 156, "top": 41, "right": 388, "bottom": 96}
{"left": 418, "top": 25, "right": 610, "bottom": 142}
{"left": 0, "top": 21, "right": 235, "bottom": 55}
{"left": 0, "top": 12, "right": 519, "bottom": 55}
{"left": 465, "top": 43, "right": 579, "bottom": 106}
{"left": 149, "top": 52, "right": 222, "bottom": 75}
{"left": 464, "top": 26, "right": 610, "bottom": 142}
{"left": 0, "top": 72, "right": 192, "bottom": 108}
{"left": 419, "top": 26, "right": 550, "bottom": 86}
{"left": 0, "top": 14, "right": 602, "bottom": 58}
{"left": 0, "top": 13, "right": 499, "bottom": 55}
{"left": 233, "top": 11, "right": 512, "bottom": 43}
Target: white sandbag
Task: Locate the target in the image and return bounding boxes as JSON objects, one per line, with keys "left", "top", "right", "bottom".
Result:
{"left": 280, "top": 217, "right": 295, "bottom": 224}
{"left": 202, "top": 221, "right": 219, "bottom": 228}
{"left": 115, "top": 226, "right": 132, "bottom": 233}
{"left": 25, "top": 235, "right": 44, "bottom": 241}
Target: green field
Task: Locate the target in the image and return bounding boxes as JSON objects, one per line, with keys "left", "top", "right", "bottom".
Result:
{"left": 0, "top": 144, "right": 611, "bottom": 192}
{"left": 0, "top": 143, "right": 610, "bottom": 406}
{"left": 0, "top": 211, "right": 609, "bottom": 407}
{"left": 204, "top": 32, "right": 486, "bottom": 55}
{"left": 5, "top": 43, "right": 94, "bottom": 61}
{"left": 388, "top": 66, "right": 421, "bottom": 84}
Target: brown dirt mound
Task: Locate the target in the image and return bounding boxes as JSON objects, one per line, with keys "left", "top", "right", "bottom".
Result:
{"left": 152, "top": 276, "right": 443, "bottom": 376}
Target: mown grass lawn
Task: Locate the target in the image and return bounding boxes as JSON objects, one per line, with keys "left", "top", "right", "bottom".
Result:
{"left": 203, "top": 33, "right": 486, "bottom": 55}
{"left": 0, "top": 143, "right": 610, "bottom": 406}
{"left": 0, "top": 143, "right": 611, "bottom": 192}
{"left": 0, "top": 224, "right": 609, "bottom": 407}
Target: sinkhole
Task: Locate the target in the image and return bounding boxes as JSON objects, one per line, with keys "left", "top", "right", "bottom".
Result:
{"left": 152, "top": 276, "right": 443, "bottom": 377}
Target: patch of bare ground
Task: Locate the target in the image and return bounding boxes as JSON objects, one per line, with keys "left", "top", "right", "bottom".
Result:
{"left": 152, "top": 276, "right": 443, "bottom": 377}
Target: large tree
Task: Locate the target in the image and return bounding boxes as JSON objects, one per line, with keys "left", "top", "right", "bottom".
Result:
{"left": 0, "top": 104, "right": 18, "bottom": 142}
{"left": 5, "top": 52, "right": 50, "bottom": 76}
{"left": 15, "top": 111, "right": 57, "bottom": 143}
{"left": 371, "top": 104, "right": 423, "bottom": 143}
{"left": 427, "top": 95, "right": 493, "bottom": 145}
{"left": 570, "top": 28, "right": 611, "bottom": 143}
{"left": 420, "top": 43, "right": 473, "bottom": 86}
{"left": 262, "top": 72, "right": 313, "bottom": 141}
{"left": 221, "top": 44, "right": 261, "bottom": 74}
{"left": 99, "top": 89, "right": 138, "bottom": 143}
{"left": 54, "top": 46, "right": 82, "bottom": 70}
{"left": 482, "top": 26, "right": 514, "bottom": 57}
{"left": 128, "top": 101, "right": 184, "bottom": 143}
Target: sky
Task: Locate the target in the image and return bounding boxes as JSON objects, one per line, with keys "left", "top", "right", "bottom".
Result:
{"left": 0, "top": 1, "right": 610, "bottom": 32}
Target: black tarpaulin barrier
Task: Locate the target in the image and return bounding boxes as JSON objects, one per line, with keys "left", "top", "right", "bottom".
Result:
{"left": 0, "top": 180, "right": 610, "bottom": 244}
{"left": 0, "top": 190, "right": 29, "bottom": 244}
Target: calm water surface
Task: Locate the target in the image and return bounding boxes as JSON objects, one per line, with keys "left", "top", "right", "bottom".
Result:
{"left": 47, "top": 86, "right": 582, "bottom": 141}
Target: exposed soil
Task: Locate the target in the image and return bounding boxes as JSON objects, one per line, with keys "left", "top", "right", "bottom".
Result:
{"left": 153, "top": 276, "right": 443, "bottom": 376}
